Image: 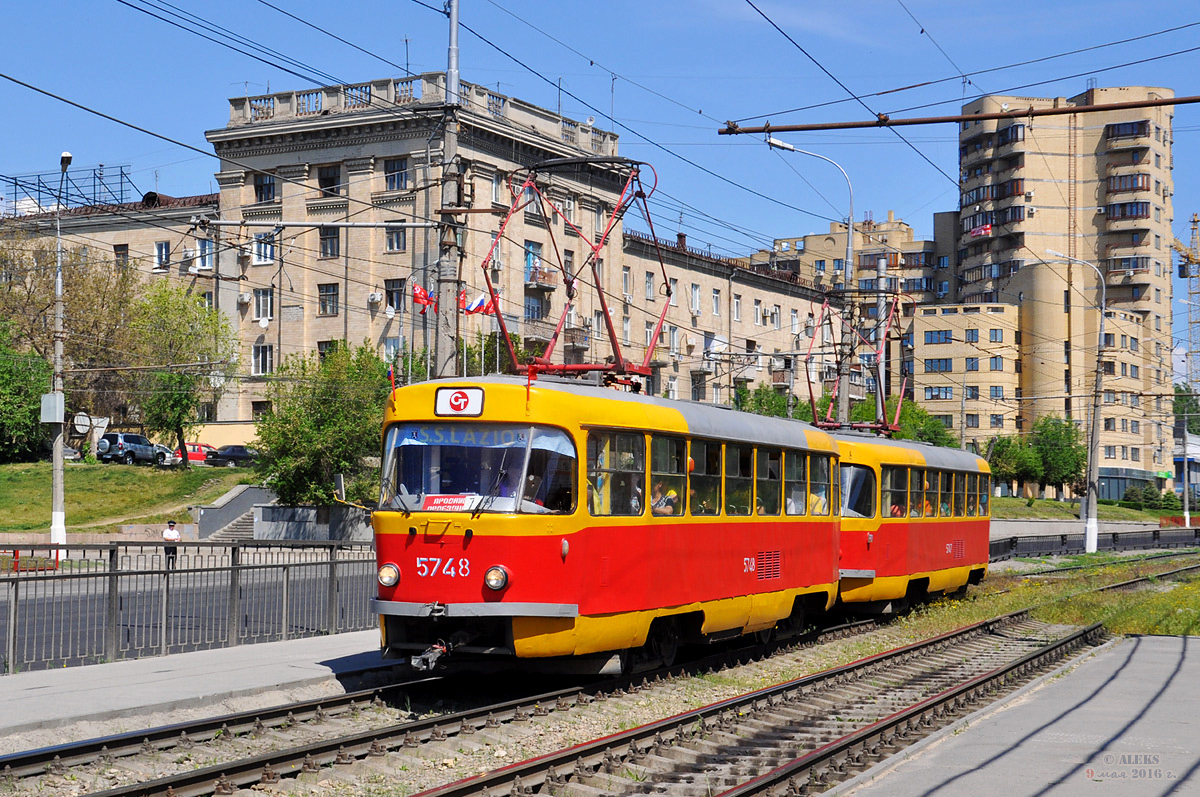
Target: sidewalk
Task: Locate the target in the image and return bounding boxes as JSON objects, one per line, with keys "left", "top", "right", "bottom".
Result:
{"left": 0, "top": 630, "right": 385, "bottom": 737}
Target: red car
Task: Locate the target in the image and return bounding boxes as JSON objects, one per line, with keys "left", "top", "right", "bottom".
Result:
{"left": 176, "top": 442, "right": 217, "bottom": 463}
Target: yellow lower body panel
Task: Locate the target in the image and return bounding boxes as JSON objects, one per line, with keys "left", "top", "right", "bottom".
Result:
{"left": 840, "top": 564, "right": 986, "bottom": 603}
{"left": 512, "top": 583, "right": 837, "bottom": 658}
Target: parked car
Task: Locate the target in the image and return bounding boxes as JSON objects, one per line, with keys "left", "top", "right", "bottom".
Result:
{"left": 96, "top": 432, "right": 157, "bottom": 465}
{"left": 176, "top": 442, "right": 217, "bottom": 463}
{"left": 206, "top": 445, "right": 258, "bottom": 468}
{"left": 153, "top": 444, "right": 183, "bottom": 466}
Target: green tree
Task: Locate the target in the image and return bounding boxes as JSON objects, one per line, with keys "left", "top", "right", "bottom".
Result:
{"left": 740, "top": 382, "right": 790, "bottom": 417}
{"left": 0, "top": 228, "right": 143, "bottom": 422}
{"left": 255, "top": 342, "right": 390, "bottom": 504}
{"left": 1140, "top": 485, "right": 1163, "bottom": 509}
{"left": 1174, "top": 383, "right": 1200, "bottom": 436}
{"left": 0, "top": 321, "right": 51, "bottom": 462}
{"left": 852, "top": 397, "right": 959, "bottom": 448}
{"left": 1030, "top": 415, "right": 1087, "bottom": 493}
{"left": 987, "top": 436, "right": 1043, "bottom": 494}
{"left": 132, "top": 283, "right": 238, "bottom": 466}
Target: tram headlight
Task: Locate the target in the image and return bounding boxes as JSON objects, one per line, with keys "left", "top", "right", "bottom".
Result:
{"left": 377, "top": 563, "right": 400, "bottom": 587}
{"left": 484, "top": 565, "right": 509, "bottom": 591}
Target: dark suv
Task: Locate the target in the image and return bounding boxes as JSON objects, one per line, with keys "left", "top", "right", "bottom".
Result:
{"left": 97, "top": 432, "right": 157, "bottom": 465}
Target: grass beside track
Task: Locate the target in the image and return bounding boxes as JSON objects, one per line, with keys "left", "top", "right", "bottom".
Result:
{"left": 991, "top": 496, "right": 1172, "bottom": 522}
{"left": 0, "top": 462, "right": 254, "bottom": 533}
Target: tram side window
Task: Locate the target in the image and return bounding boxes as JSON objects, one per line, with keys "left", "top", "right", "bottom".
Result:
{"left": 810, "top": 455, "right": 833, "bottom": 516}
{"left": 841, "top": 464, "right": 877, "bottom": 519}
{"left": 757, "top": 448, "right": 782, "bottom": 516}
{"left": 939, "top": 470, "right": 953, "bottom": 517}
{"left": 909, "top": 468, "right": 925, "bottom": 517}
{"left": 650, "top": 435, "right": 687, "bottom": 516}
{"left": 726, "top": 444, "right": 754, "bottom": 515}
{"left": 882, "top": 466, "right": 908, "bottom": 518}
{"left": 587, "top": 431, "right": 645, "bottom": 516}
{"left": 689, "top": 440, "right": 722, "bottom": 515}
{"left": 953, "top": 472, "right": 966, "bottom": 516}
{"left": 784, "top": 451, "right": 807, "bottom": 516}
{"left": 979, "top": 475, "right": 991, "bottom": 515}
{"left": 966, "top": 473, "right": 978, "bottom": 517}
{"left": 923, "top": 470, "right": 939, "bottom": 517}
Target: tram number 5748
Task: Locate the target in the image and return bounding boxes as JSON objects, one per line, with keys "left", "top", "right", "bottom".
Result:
{"left": 743, "top": 556, "right": 756, "bottom": 573}
{"left": 415, "top": 557, "right": 471, "bottom": 578}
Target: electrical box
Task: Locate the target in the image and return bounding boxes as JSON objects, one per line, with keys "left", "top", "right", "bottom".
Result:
{"left": 40, "top": 392, "right": 64, "bottom": 424}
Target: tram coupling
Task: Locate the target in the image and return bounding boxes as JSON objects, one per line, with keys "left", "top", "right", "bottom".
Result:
{"left": 410, "top": 630, "right": 475, "bottom": 671}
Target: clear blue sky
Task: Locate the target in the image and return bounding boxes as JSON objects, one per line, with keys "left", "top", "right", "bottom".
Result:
{"left": 2, "top": 0, "right": 1197, "bottom": 352}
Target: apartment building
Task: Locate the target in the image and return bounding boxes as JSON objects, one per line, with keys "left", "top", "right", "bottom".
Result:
{"left": 902, "top": 86, "right": 1176, "bottom": 497}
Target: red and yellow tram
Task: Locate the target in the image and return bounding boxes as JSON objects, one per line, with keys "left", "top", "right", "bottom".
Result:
{"left": 372, "top": 375, "right": 843, "bottom": 674}
{"left": 836, "top": 433, "right": 990, "bottom": 609}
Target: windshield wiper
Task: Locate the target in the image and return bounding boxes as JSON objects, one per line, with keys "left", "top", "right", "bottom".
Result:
{"left": 473, "top": 448, "right": 512, "bottom": 519}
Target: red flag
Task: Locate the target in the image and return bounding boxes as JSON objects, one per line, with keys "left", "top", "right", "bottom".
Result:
{"left": 457, "top": 288, "right": 467, "bottom": 311}
{"left": 412, "top": 284, "right": 435, "bottom": 314}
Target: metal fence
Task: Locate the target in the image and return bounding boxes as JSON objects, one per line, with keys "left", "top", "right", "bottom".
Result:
{"left": 0, "top": 542, "right": 375, "bottom": 674}
{"left": 989, "top": 527, "right": 1200, "bottom": 561}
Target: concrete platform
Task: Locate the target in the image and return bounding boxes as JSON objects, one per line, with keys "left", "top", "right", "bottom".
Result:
{"left": 842, "top": 635, "right": 1200, "bottom": 795}
{"left": 0, "top": 630, "right": 385, "bottom": 737}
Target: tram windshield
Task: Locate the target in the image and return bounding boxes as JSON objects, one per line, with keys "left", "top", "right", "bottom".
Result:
{"left": 840, "top": 464, "right": 877, "bottom": 519}
{"left": 380, "top": 422, "right": 577, "bottom": 514}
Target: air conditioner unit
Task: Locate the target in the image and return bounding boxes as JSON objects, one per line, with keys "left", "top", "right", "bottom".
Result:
{"left": 1097, "top": 207, "right": 1107, "bottom": 214}
{"left": 1025, "top": 191, "right": 1034, "bottom": 201}
{"left": 237, "top": 292, "right": 252, "bottom": 306}
{"left": 1027, "top": 206, "right": 1037, "bottom": 216}
{"left": 623, "top": 293, "right": 633, "bottom": 304}
{"left": 367, "top": 291, "right": 384, "bottom": 305}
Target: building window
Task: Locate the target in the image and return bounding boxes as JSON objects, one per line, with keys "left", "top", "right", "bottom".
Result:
{"left": 384, "top": 337, "right": 402, "bottom": 363}
{"left": 253, "top": 173, "right": 276, "bottom": 203}
{"left": 252, "top": 344, "right": 274, "bottom": 376}
{"left": 622, "top": 315, "right": 630, "bottom": 345}
{"left": 924, "top": 330, "right": 953, "bottom": 344}
{"left": 623, "top": 266, "right": 632, "bottom": 297}
{"left": 197, "top": 239, "right": 213, "bottom": 270}
{"left": 989, "top": 356, "right": 1003, "bottom": 371}
{"left": 317, "top": 340, "right": 340, "bottom": 360}
{"left": 319, "top": 227, "right": 339, "bottom": 258}
{"left": 965, "top": 357, "right": 979, "bottom": 371}
{"left": 318, "top": 165, "right": 341, "bottom": 196}
{"left": 644, "top": 321, "right": 654, "bottom": 347}
{"left": 318, "top": 283, "right": 339, "bottom": 315}
{"left": 754, "top": 299, "right": 763, "bottom": 326}
{"left": 733, "top": 293, "right": 741, "bottom": 321}
{"left": 814, "top": 259, "right": 826, "bottom": 272}
{"left": 251, "top": 400, "right": 272, "bottom": 419}
{"left": 201, "top": 291, "right": 214, "bottom": 310}
{"left": 966, "top": 414, "right": 979, "bottom": 428}
{"left": 964, "top": 328, "right": 978, "bottom": 343}
{"left": 924, "top": 358, "right": 953, "bottom": 373}
{"left": 253, "top": 287, "right": 274, "bottom": 320}
{"left": 925, "top": 386, "right": 953, "bottom": 400}
{"left": 384, "top": 278, "right": 406, "bottom": 312}
{"left": 690, "top": 283, "right": 701, "bottom": 314}
{"left": 563, "top": 195, "right": 576, "bottom": 225}
{"left": 989, "top": 328, "right": 1003, "bottom": 343}
{"left": 669, "top": 278, "right": 678, "bottom": 306}
{"left": 252, "top": 233, "right": 274, "bottom": 265}
{"left": 384, "top": 158, "right": 408, "bottom": 191}
{"left": 713, "top": 288, "right": 721, "bottom": 316}
{"left": 385, "top": 225, "right": 407, "bottom": 252}
{"left": 492, "top": 173, "right": 505, "bottom": 204}
{"left": 645, "top": 271, "right": 654, "bottom": 301}
{"left": 990, "top": 414, "right": 1004, "bottom": 428}
{"left": 790, "top": 309, "right": 799, "bottom": 334}
{"left": 154, "top": 241, "right": 170, "bottom": 270}
{"left": 990, "top": 385, "right": 1004, "bottom": 400}
{"left": 965, "top": 385, "right": 979, "bottom": 400}
{"left": 1104, "top": 446, "right": 1116, "bottom": 459}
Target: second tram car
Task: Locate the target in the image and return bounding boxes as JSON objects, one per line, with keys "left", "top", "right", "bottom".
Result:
{"left": 836, "top": 434, "right": 990, "bottom": 610}
{"left": 372, "top": 376, "right": 843, "bottom": 674}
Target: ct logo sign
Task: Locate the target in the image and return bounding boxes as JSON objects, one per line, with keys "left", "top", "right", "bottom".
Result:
{"left": 435, "top": 386, "right": 484, "bottom": 417}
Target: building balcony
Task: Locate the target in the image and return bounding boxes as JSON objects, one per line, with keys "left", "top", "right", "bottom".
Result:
{"left": 524, "top": 266, "right": 559, "bottom": 291}
{"left": 1104, "top": 258, "right": 1153, "bottom": 286}
{"left": 770, "top": 370, "right": 791, "bottom": 386}
{"left": 1105, "top": 214, "right": 1152, "bottom": 234}
{"left": 523, "top": 318, "right": 555, "bottom": 344}
{"left": 1105, "top": 133, "right": 1153, "bottom": 152}
{"left": 563, "top": 326, "right": 589, "bottom": 350}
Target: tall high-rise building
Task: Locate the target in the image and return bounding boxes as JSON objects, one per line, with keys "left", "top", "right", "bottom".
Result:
{"left": 905, "top": 86, "right": 1176, "bottom": 497}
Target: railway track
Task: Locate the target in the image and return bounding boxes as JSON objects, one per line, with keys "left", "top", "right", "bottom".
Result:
{"left": 8, "top": 563, "right": 1197, "bottom": 796}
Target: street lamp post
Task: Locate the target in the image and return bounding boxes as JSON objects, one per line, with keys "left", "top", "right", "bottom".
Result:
{"left": 1047, "top": 250, "right": 1105, "bottom": 553}
{"left": 766, "top": 136, "right": 855, "bottom": 423}
{"left": 49, "top": 152, "right": 72, "bottom": 548}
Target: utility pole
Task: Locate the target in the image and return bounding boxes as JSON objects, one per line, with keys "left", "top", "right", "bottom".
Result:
{"left": 436, "top": 0, "right": 461, "bottom": 378}
{"left": 874, "top": 255, "right": 887, "bottom": 422}
{"left": 45, "top": 152, "right": 71, "bottom": 549}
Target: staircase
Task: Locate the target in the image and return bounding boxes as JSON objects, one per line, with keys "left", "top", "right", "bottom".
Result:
{"left": 205, "top": 510, "right": 256, "bottom": 543}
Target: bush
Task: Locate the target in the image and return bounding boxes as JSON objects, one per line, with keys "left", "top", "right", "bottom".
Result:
{"left": 1123, "top": 485, "right": 1145, "bottom": 503}
{"left": 1141, "top": 485, "right": 1163, "bottom": 510}
{"left": 1161, "top": 490, "right": 1182, "bottom": 511}
{"left": 1118, "top": 500, "right": 1144, "bottom": 510}
{"left": 1097, "top": 498, "right": 1118, "bottom": 506}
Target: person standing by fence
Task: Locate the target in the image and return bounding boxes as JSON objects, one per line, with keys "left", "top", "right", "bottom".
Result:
{"left": 163, "top": 520, "right": 181, "bottom": 569}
